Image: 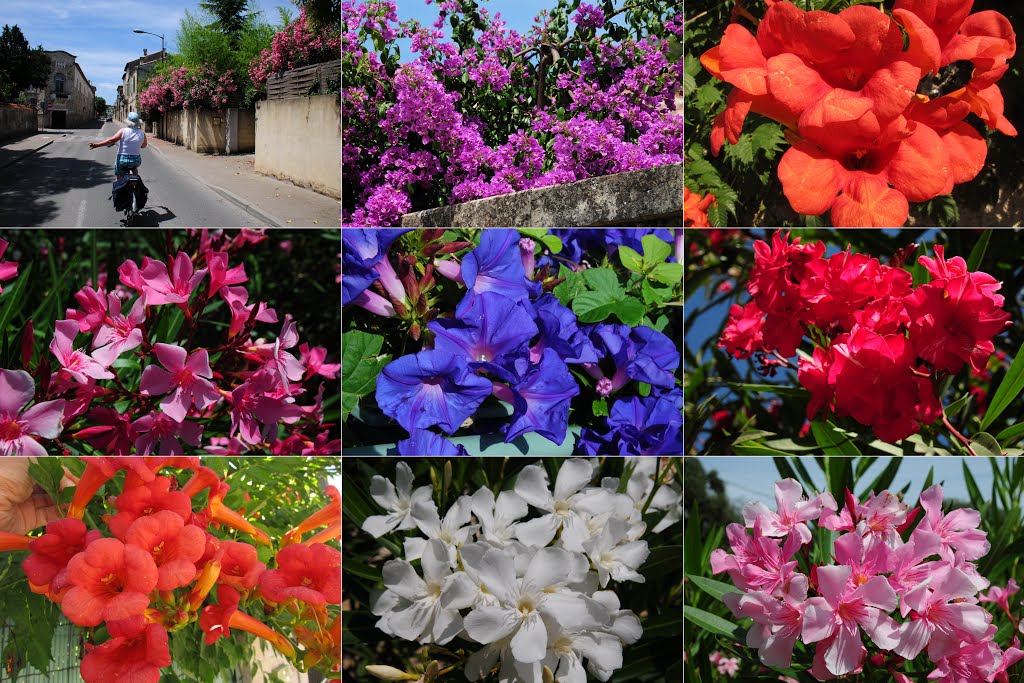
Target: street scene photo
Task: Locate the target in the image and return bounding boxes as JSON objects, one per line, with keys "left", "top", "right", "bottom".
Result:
{"left": 0, "top": 0, "right": 341, "bottom": 227}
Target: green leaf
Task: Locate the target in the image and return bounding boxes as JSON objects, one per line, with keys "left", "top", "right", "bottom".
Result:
{"left": 540, "top": 234, "right": 562, "bottom": 254}
{"left": 592, "top": 399, "right": 608, "bottom": 417}
{"left": 970, "top": 432, "right": 1003, "bottom": 456}
{"left": 640, "top": 234, "right": 672, "bottom": 265}
{"left": 966, "top": 229, "right": 992, "bottom": 273}
{"left": 980, "top": 338, "right": 1024, "bottom": 430}
{"left": 648, "top": 262, "right": 683, "bottom": 285}
{"left": 725, "top": 383, "right": 810, "bottom": 398}
{"left": 642, "top": 611, "right": 683, "bottom": 638}
{"left": 732, "top": 440, "right": 793, "bottom": 455}
{"left": 642, "top": 544, "right": 683, "bottom": 580}
{"left": 618, "top": 245, "right": 644, "bottom": 272}
{"left": 342, "top": 331, "right": 390, "bottom": 421}
{"left": 610, "top": 297, "right": 645, "bottom": 326}
{"left": 517, "top": 228, "right": 547, "bottom": 240}
{"left": 811, "top": 420, "right": 862, "bottom": 455}
{"left": 687, "top": 574, "right": 742, "bottom": 601}
{"left": 552, "top": 266, "right": 586, "bottom": 306}
{"left": 641, "top": 279, "right": 675, "bottom": 305}
{"left": 995, "top": 422, "right": 1024, "bottom": 444}
{"left": 944, "top": 393, "right": 971, "bottom": 417}
{"left": 683, "top": 606, "right": 742, "bottom": 641}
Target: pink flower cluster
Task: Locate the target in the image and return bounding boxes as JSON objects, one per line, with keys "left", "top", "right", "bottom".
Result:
{"left": 139, "top": 67, "right": 239, "bottom": 116}
{"left": 249, "top": 8, "right": 342, "bottom": 89}
{"left": 0, "top": 231, "right": 338, "bottom": 455}
{"left": 719, "top": 233, "right": 1010, "bottom": 442}
{"left": 711, "top": 479, "right": 1023, "bottom": 681}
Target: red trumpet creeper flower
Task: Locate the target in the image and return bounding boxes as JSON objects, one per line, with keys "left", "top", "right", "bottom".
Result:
{"left": 282, "top": 485, "right": 340, "bottom": 546}
{"left": 187, "top": 552, "right": 222, "bottom": 611}
{"left": 206, "top": 483, "right": 271, "bottom": 546}
{"left": 684, "top": 188, "right": 716, "bottom": 228}
{"left": 303, "top": 521, "right": 341, "bottom": 546}
{"left": 124, "top": 510, "right": 207, "bottom": 590}
{"left": 61, "top": 538, "right": 159, "bottom": 627}
{"left": 0, "top": 531, "right": 30, "bottom": 552}
{"left": 181, "top": 465, "right": 222, "bottom": 498}
{"left": 80, "top": 620, "right": 171, "bottom": 683}
{"left": 259, "top": 543, "right": 341, "bottom": 607}
{"left": 200, "top": 584, "right": 296, "bottom": 657}
{"left": 215, "top": 540, "right": 265, "bottom": 591}
{"left": 22, "top": 518, "right": 101, "bottom": 599}
{"left": 107, "top": 476, "right": 193, "bottom": 539}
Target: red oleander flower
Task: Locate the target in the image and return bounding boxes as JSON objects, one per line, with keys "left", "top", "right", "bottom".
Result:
{"left": 719, "top": 301, "right": 766, "bottom": 359}
{"left": 124, "top": 510, "right": 207, "bottom": 590}
{"left": 22, "top": 518, "right": 101, "bottom": 598}
{"left": 799, "top": 250, "right": 912, "bottom": 329}
{"left": 259, "top": 543, "right": 341, "bottom": 606}
{"left": 216, "top": 540, "right": 266, "bottom": 591}
{"left": 107, "top": 476, "right": 193, "bottom": 539}
{"left": 80, "top": 620, "right": 170, "bottom": 683}
{"left": 61, "top": 538, "right": 159, "bottom": 627}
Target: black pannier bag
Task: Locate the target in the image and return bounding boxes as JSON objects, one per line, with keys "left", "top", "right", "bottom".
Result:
{"left": 110, "top": 176, "right": 149, "bottom": 211}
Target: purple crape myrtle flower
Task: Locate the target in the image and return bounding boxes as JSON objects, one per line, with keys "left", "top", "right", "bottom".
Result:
{"left": 530, "top": 294, "right": 599, "bottom": 365}
{"left": 493, "top": 349, "right": 581, "bottom": 445}
{"left": 462, "top": 229, "right": 536, "bottom": 302}
{"left": 606, "top": 388, "right": 683, "bottom": 455}
{"left": 377, "top": 350, "right": 493, "bottom": 434}
{"left": 0, "top": 369, "right": 66, "bottom": 456}
{"left": 429, "top": 291, "right": 538, "bottom": 383}
{"left": 586, "top": 324, "right": 680, "bottom": 393}
{"left": 341, "top": 228, "right": 411, "bottom": 304}
{"left": 394, "top": 429, "right": 470, "bottom": 456}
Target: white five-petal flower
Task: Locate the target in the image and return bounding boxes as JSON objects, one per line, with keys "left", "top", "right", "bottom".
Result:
{"left": 361, "top": 461, "right": 433, "bottom": 537}
{"left": 514, "top": 459, "right": 615, "bottom": 548}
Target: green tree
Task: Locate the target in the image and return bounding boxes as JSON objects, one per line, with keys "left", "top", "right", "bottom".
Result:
{"left": 93, "top": 95, "right": 106, "bottom": 116}
{"left": 683, "top": 459, "right": 739, "bottom": 538}
{"left": 293, "top": 0, "right": 340, "bottom": 29}
{"left": 199, "top": 0, "right": 251, "bottom": 45}
{"left": 0, "top": 25, "right": 50, "bottom": 103}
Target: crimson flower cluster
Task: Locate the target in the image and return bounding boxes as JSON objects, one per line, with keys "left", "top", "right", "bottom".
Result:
{"left": 0, "top": 457, "right": 341, "bottom": 682}
{"left": 719, "top": 233, "right": 1010, "bottom": 443}
{"left": 0, "top": 230, "right": 339, "bottom": 455}
{"left": 701, "top": 0, "right": 1016, "bottom": 227}
{"left": 712, "top": 479, "right": 1022, "bottom": 681}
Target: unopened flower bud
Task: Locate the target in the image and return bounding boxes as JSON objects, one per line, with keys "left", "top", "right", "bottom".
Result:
{"left": 365, "top": 665, "right": 418, "bottom": 681}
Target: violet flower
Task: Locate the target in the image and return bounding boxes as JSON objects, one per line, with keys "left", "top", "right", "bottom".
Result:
{"left": 587, "top": 324, "right": 680, "bottom": 392}
{"left": 342, "top": 228, "right": 411, "bottom": 304}
{"left": 376, "top": 350, "right": 493, "bottom": 434}
{"left": 395, "top": 430, "right": 470, "bottom": 456}
{"left": 495, "top": 349, "right": 580, "bottom": 445}
{"left": 530, "top": 294, "right": 599, "bottom": 365}
{"left": 140, "top": 344, "right": 220, "bottom": 423}
{"left": 462, "top": 229, "right": 532, "bottom": 301}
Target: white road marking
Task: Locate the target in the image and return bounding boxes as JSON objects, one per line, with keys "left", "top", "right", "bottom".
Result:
{"left": 76, "top": 199, "right": 87, "bottom": 227}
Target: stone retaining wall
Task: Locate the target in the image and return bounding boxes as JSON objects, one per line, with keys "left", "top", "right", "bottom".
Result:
{"left": 255, "top": 95, "right": 341, "bottom": 199}
{"left": 400, "top": 163, "right": 682, "bottom": 227}
{"left": 0, "top": 105, "right": 37, "bottom": 141}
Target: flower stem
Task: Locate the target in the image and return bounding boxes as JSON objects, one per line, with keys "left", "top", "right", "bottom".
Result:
{"left": 942, "top": 413, "right": 977, "bottom": 456}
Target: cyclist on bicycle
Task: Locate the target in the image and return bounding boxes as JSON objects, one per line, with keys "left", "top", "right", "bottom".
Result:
{"left": 90, "top": 111, "right": 147, "bottom": 179}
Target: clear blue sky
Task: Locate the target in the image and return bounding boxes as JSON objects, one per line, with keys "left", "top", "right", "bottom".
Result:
{"left": 700, "top": 456, "right": 996, "bottom": 510}
{"left": 3, "top": 0, "right": 299, "bottom": 103}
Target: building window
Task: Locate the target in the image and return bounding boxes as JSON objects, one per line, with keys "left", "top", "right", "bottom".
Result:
{"left": 54, "top": 73, "right": 65, "bottom": 94}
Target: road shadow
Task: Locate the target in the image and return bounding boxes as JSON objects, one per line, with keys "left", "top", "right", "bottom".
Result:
{"left": 124, "top": 206, "right": 176, "bottom": 227}
{"left": 0, "top": 151, "right": 109, "bottom": 226}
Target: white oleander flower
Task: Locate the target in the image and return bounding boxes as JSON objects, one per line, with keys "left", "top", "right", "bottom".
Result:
{"left": 601, "top": 458, "right": 682, "bottom": 534}
{"left": 582, "top": 517, "right": 650, "bottom": 587}
{"left": 372, "top": 539, "right": 476, "bottom": 644}
{"left": 539, "top": 613, "right": 626, "bottom": 683}
{"left": 362, "top": 461, "right": 433, "bottom": 537}
{"left": 472, "top": 487, "right": 529, "bottom": 547}
{"left": 405, "top": 494, "right": 477, "bottom": 565}
{"left": 463, "top": 546, "right": 604, "bottom": 665}
{"left": 514, "top": 459, "right": 615, "bottom": 548}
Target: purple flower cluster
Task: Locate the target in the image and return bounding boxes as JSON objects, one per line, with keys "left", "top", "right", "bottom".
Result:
{"left": 344, "top": 228, "right": 682, "bottom": 455}
{"left": 342, "top": 0, "right": 683, "bottom": 226}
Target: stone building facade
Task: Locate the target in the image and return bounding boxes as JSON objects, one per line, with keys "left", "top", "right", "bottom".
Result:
{"left": 116, "top": 50, "right": 166, "bottom": 123}
{"left": 21, "top": 51, "right": 96, "bottom": 128}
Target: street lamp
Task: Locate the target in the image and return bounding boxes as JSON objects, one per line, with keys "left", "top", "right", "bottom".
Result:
{"left": 132, "top": 29, "right": 165, "bottom": 64}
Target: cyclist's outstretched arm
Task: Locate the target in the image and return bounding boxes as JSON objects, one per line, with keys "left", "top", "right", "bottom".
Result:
{"left": 89, "top": 129, "right": 123, "bottom": 149}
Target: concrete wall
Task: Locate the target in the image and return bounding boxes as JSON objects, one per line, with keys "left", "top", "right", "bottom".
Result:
{"left": 238, "top": 108, "right": 256, "bottom": 152}
{"left": 158, "top": 109, "right": 255, "bottom": 154}
{"left": 0, "top": 106, "right": 37, "bottom": 141}
{"left": 401, "top": 162, "right": 683, "bottom": 227}
{"left": 255, "top": 95, "right": 340, "bottom": 199}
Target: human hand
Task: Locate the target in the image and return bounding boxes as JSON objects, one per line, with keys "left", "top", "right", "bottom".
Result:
{"left": 0, "top": 459, "right": 62, "bottom": 534}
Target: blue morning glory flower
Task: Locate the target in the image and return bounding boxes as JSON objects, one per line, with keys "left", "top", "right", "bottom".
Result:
{"left": 395, "top": 429, "right": 470, "bottom": 456}
{"left": 607, "top": 388, "right": 683, "bottom": 455}
{"left": 461, "top": 229, "right": 532, "bottom": 301}
{"left": 531, "top": 294, "right": 599, "bottom": 365}
{"left": 590, "top": 323, "right": 680, "bottom": 390}
{"left": 503, "top": 348, "right": 580, "bottom": 445}
{"left": 341, "top": 228, "right": 411, "bottom": 304}
{"left": 429, "top": 291, "right": 538, "bottom": 383}
{"left": 376, "top": 350, "right": 493, "bottom": 434}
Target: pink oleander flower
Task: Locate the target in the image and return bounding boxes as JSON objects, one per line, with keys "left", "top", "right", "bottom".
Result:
{"left": 0, "top": 369, "right": 65, "bottom": 455}
{"left": 742, "top": 478, "right": 837, "bottom": 545}
{"left": 73, "top": 406, "right": 135, "bottom": 455}
{"left": 0, "top": 239, "right": 18, "bottom": 293}
{"left": 140, "top": 344, "right": 220, "bottom": 423}
{"left": 299, "top": 344, "right": 339, "bottom": 380}
{"left": 138, "top": 252, "right": 208, "bottom": 306}
{"left": 132, "top": 411, "right": 204, "bottom": 455}
{"left": 221, "top": 285, "right": 278, "bottom": 338}
{"left": 887, "top": 530, "right": 944, "bottom": 595}
{"left": 802, "top": 564, "right": 900, "bottom": 677}
{"left": 980, "top": 579, "right": 1020, "bottom": 618}
{"left": 724, "top": 574, "right": 808, "bottom": 668}
{"left": 713, "top": 520, "right": 801, "bottom": 595}
{"left": 91, "top": 295, "right": 146, "bottom": 366}
{"left": 230, "top": 370, "right": 302, "bottom": 446}
{"left": 50, "top": 319, "right": 114, "bottom": 384}
{"left": 896, "top": 564, "right": 992, "bottom": 661}
{"left": 819, "top": 489, "right": 911, "bottom": 548}
{"left": 916, "top": 484, "right": 990, "bottom": 562}
{"left": 250, "top": 315, "right": 305, "bottom": 392}
{"left": 205, "top": 251, "right": 247, "bottom": 294}
{"left": 66, "top": 286, "right": 108, "bottom": 332}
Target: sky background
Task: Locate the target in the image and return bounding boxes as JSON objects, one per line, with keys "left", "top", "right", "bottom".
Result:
{"left": 699, "top": 456, "right": 996, "bottom": 510}
{"left": 4, "top": 0, "right": 301, "bottom": 103}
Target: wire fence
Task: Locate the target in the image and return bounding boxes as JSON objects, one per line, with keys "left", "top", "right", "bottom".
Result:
{"left": 0, "top": 618, "right": 82, "bottom": 682}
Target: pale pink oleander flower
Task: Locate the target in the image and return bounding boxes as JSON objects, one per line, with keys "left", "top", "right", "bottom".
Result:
{"left": 833, "top": 532, "right": 890, "bottom": 587}
{"left": 995, "top": 637, "right": 1024, "bottom": 683}
{"left": 802, "top": 564, "right": 900, "bottom": 677}
{"left": 895, "top": 564, "right": 991, "bottom": 661}
{"left": 91, "top": 294, "right": 146, "bottom": 366}
{"left": 887, "top": 530, "right": 943, "bottom": 595}
{"left": 723, "top": 574, "right": 808, "bottom": 669}
{"left": 139, "top": 343, "right": 220, "bottom": 422}
{"left": 711, "top": 523, "right": 761, "bottom": 592}
{"left": 916, "top": 484, "right": 990, "bottom": 561}
{"left": 712, "top": 519, "right": 801, "bottom": 596}
{"left": 0, "top": 369, "right": 65, "bottom": 455}
{"left": 138, "top": 252, "right": 208, "bottom": 306}
{"left": 50, "top": 319, "right": 114, "bottom": 383}
{"left": 742, "top": 478, "right": 837, "bottom": 545}
{"left": 980, "top": 579, "right": 1020, "bottom": 618}
{"left": 819, "top": 490, "right": 910, "bottom": 548}
{"left": 926, "top": 637, "right": 1002, "bottom": 683}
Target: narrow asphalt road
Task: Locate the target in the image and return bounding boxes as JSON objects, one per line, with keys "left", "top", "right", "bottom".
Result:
{"left": 0, "top": 122, "right": 262, "bottom": 227}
